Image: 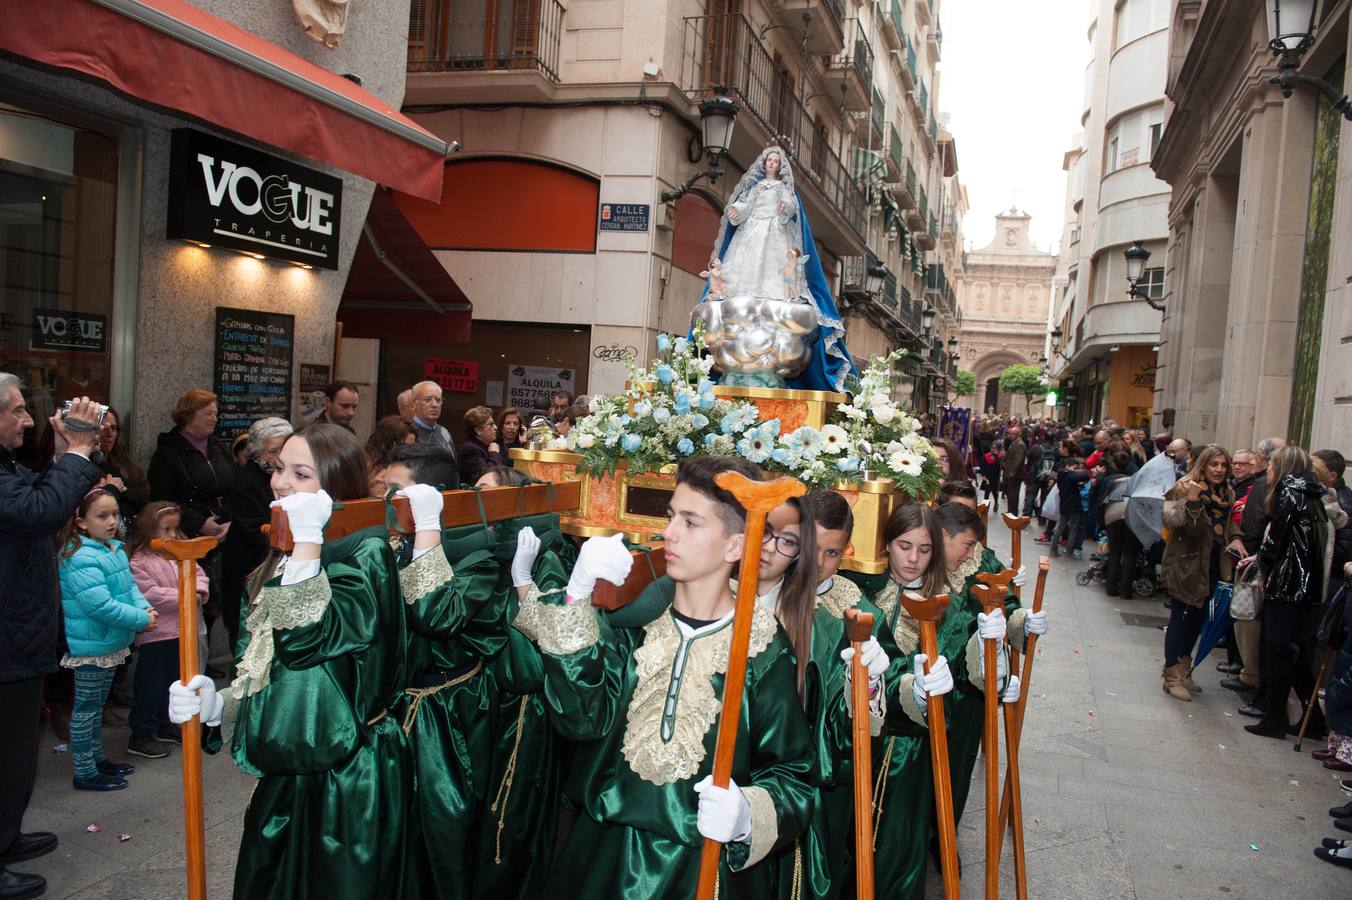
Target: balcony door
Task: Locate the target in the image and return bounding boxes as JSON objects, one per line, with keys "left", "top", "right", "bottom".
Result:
{"left": 407, "top": 0, "right": 539, "bottom": 69}
{"left": 703, "top": 0, "right": 743, "bottom": 93}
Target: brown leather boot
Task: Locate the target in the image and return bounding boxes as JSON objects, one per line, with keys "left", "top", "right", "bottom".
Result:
{"left": 1162, "top": 663, "right": 1191, "bottom": 701}
{"left": 1179, "top": 656, "right": 1202, "bottom": 693}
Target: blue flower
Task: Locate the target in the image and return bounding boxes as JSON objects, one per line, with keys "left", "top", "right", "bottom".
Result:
{"left": 699, "top": 392, "right": 715, "bottom": 411}
{"left": 697, "top": 378, "right": 714, "bottom": 394}
{"left": 633, "top": 400, "right": 653, "bottom": 418}
{"left": 673, "top": 392, "right": 692, "bottom": 414}
{"left": 720, "top": 405, "right": 758, "bottom": 436}
{"left": 771, "top": 447, "right": 795, "bottom": 465}
{"left": 704, "top": 433, "right": 718, "bottom": 446}
{"left": 763, "top": 418, "right": 781, "bottom": 438}
{"left": 605, "top": 430, "right": 622, "bottom": 448}
{"left": 657, "top": 333, "right": 672, "bottom": 354}
{"left": 836, "top": 457, "right": 860, "bottom": 472}
{"left": 653, "top": 407, "right": 671, "bottom": 424}
{"left": 656, "top": 365, "right": 675, "bottom": 384}
{"left": 692, "top": 413, "right": 709, "bottom": 429}
{"left": 677, "top": 437, "right": 695, "bottom": 456}
{"left": 786, "top": 426, "right": 824, "bottom": 460}
{"left": 619, "top": 414, "right": 632, "bottom": 427}
{"left": 737, "top": 431, "right": 773, "bottom": 464}
{"left": 621, "top": 433, "right": 642, "bottom": 453}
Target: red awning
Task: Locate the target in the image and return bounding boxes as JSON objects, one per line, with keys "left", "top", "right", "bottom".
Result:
{"left": 0, "top": 0, "right": 448, "bottom": 201}
{"left": 339, "top": 188, "right": 472, "bottom": 344}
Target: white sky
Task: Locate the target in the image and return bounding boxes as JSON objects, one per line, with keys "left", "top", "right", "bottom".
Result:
{"left": 938, "top": 0, "right": 1093, "bottom": 253}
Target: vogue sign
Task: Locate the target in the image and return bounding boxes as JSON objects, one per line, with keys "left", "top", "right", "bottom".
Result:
{"left": 167, "top": 129, "right": 343, "bottom": 269}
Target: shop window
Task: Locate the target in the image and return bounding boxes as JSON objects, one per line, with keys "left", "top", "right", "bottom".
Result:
{"left": 0, "top": 100, "right": 118, "bottom": 453}
{"left": 672, "top": 192, "right": 722, "bottom": 277}
{"left": 394, "top": 157, "right": 599, "bottom": 252}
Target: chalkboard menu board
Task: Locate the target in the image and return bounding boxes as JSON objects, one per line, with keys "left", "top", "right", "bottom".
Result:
{"left": 213, "top": 307, "right": 295, "bottom": 436}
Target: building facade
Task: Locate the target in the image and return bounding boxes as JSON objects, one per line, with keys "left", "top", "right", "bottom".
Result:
{"left": 1152, "top": 0, "right": 1351, "bottom": 450}
{"left": 0, "top": 0, "right": 439, "bottom": 459}
{"left": 1047, "top": 0, "right": 1171, "bottom": 429}
{"left": 953, "top": 209, "right": 1056, "bottom": 415}
{"left": 399, "top": 0, "right": 963, "bottom": 422}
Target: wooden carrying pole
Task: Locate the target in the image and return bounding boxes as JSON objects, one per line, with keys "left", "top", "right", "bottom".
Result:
{"left": 845, "top": 609, "right": 877, "bottom": 900}
{"left": 1001, "top": 515, "right": 1031, "bottom": 592}
{"left": 971, "top": 583, "right": 1003, "bottom": 900}
{"left": 996, "top": 557, "right": 1050, "bottom": 883}
{"left": 1294, "top": 645, "right": 1335, "bottom": 752}
{"left": 900, "top": 591, "right": 960, "bottom": 900}
{"left": 695, "top": 473, "right": 805, "bottom": 900}
{"left": 150, "top": 535, "right": 219, "bottom": 900}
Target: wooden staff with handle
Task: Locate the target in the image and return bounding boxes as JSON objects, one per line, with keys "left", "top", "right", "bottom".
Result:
{"left": 151, "top": 535, "right": 219, "bottom": 900}
{"left": 1294, "top": 644, "right": 1335, "bottom": 753}
{"left": 971, "top": 583, "right": 1004, "bottom": 900}
{"left": 996, "top": 558, "right": 1050, "bottom": 888}
{"left": 1001, "top": 515, "right": 1031, "bottom": 595}
{"left": 845, "top": 609, "right": 876, "bottom": 900}
{"left": 695, "top": 473, "right": 806, "bottom": 900}
{"left": 900, "top": 591, "right": 960, "bottom": 900}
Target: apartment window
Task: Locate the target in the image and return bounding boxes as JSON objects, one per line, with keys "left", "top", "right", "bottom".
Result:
{"left": 1107, "top": 137, "right": 1119, "bottom": 172}
{"left": 1140, "top": 266, "right": 1164, "bottom": 300}
{"left": 1149, "top": 123, "right": 1163, "bottom": 158}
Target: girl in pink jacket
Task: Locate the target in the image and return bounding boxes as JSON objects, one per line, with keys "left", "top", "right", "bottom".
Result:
{"left": 126, "top": 502, "right": 208, "bottom": 760}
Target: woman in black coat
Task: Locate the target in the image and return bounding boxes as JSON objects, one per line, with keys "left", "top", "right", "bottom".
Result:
{"left": 147, "top": 389, "right": 236, "bottom": 639}
{"left": 456, "top": 405, "right": 505, "bottom": 487}
{"left": 1243, "top": 446, "right": 1329, "bottom": 738}
{"left": 97, "top": 406, "right": 149, "bottom": 528}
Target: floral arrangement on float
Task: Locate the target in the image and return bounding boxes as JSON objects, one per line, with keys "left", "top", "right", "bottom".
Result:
{"left": 567, "top": 328, "right": 943, "bottom": 496}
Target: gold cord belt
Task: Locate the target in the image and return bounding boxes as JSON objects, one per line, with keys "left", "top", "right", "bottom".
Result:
{"left": 872, "top": 735, "right": 897, "bottom": 851}
{"left": 490, "top": 696, "right": 531, "bottom": 864}
{"left": 400, "top": 660, "right": 485, "bottom": 735}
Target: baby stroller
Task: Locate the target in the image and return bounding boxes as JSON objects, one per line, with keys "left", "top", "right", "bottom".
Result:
{"left": 1075, "top": 549, "right": 1159, "bottom": 597}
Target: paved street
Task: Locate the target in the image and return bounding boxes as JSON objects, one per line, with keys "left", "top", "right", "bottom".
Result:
{"left": 15, "top": 516, "right": 1352, "bottom": 898}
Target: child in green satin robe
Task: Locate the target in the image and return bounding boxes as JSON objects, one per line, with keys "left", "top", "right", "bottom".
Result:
{"left": 932, "top": 501, "right": 1047, "bottom": 830}
{"left": 510, "top": 456, "right": 815, "bottom": 899}
{"left": 864, "top": 502, "right": 957, "bottom": 900}
{"left": 382, "top": 445, "right": 512, "bottom": 900}
{"left": 169, "top": 424, "right": 417, "bottom": 900}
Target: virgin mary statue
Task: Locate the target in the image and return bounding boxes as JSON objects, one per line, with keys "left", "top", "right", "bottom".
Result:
{"left": 691, "top": 146, "right": 855, "bottom": 392}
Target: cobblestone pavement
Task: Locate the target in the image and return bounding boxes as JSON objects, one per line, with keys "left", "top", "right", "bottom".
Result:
{"left": 17, "top": 516, "right": 1352, "bottom": 898}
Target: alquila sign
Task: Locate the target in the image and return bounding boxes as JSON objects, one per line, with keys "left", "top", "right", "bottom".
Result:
{"left": 167, "top": 129, "right": 343, "bottom": 269}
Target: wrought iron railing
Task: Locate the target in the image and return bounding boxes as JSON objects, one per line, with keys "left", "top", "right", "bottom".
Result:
{"left": 407, "top": 0, "right": 564, "bottom": 81}
{"left": 679, "top": 14, "right": 868, "bottom": 239}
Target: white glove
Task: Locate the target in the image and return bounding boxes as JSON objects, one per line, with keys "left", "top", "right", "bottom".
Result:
{"left": 1012, "top": 565, "right": 1028, "bottom": 588}
{"left": 396, "top": 483, "right": 444, "bottom": 533}
{"left": 1002, "top": 675, "right": 1022, "bottom": 704}
{"left": 911, "top": 653, "right": 954, "bottom": 710}
{"left": 1024, "top": 609, "right": 1049, "bottom": 636}
{"left": 566, "top": 533, "right": 633, "bottom": 601}
{"left": 270, "top": 490, "right": 333, "bottom": 546}
{"left": 693, "top": 775, "right": 752, "bottom": 843}
{"left": 168, "top": 674, "right": 223, "bottom": 726}
{"left": 840, "top": 636, "right": 890, "bottom": 681}
{"left": 980, "top": 643, "right": 1009, "bottom": 685}
{"left": 976, "top": 609, "right": 1007, "bottom": 642}
{"left": 512, "top": 526, "right": 542, "bottom": 588}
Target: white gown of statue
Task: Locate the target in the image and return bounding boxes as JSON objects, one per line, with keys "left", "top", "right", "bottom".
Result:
{"left": 718, "top": 179, "right": 798, "bottom": 300}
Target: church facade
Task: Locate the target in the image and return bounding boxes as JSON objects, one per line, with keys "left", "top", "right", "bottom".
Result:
{"left": 953, "top": 210, "right": 1056, "bottom": 415}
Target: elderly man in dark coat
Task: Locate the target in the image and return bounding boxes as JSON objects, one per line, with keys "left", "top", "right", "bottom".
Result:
{"left": 0, "top": 375, "right": 103, "bottom": 899}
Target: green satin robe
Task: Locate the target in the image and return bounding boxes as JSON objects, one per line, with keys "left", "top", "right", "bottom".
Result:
{"left": 398, "top": 532, "right": 508, "bottom": 900}
{"left": 866, "top": 578, "right": 957, "bottom": 900}
{"left": 774, "top": 578, "right": 905, "bottom": 900}
{"left": 470, "top": 550, "right": 570, "bottom": 900}
{"left": 528, "top": 576, "right": 816, "bottom": 900}
{"left": 230, "top": 531, "right": 411, "bottom": 900}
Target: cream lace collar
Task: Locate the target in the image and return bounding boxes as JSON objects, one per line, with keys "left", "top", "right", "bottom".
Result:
{"left": 622, "top": 603, "right": 777, "bottom": 785}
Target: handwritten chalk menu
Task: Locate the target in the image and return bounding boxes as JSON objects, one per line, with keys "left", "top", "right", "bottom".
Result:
{"left": 213, "top": 307, "right": 295, "bottom": 435}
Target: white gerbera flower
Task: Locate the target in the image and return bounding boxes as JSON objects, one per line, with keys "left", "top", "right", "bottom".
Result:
{"left": 819, "top": 424, "right": 849, "bottom": 455}
{"left": 888, "top": 451, "right": 924, "bottom": 477}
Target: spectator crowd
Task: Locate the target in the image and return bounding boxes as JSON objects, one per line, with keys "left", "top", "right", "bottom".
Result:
{"left": 937, "top": 411, "right": 1352, "bottom": 870}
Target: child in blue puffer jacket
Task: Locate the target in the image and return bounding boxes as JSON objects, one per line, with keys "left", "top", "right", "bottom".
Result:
{"left": 58, "top": 487, "right": 156, "bottom": 791}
